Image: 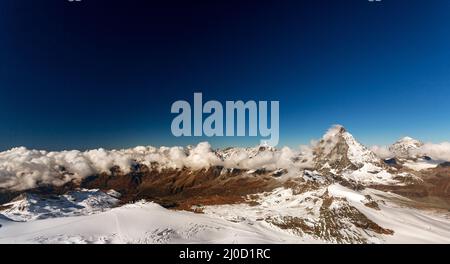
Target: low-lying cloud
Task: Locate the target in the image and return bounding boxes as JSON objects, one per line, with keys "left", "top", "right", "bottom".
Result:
{"left": 371, "top": 142, "right": 450, "bottom": 161}
{"left": 0, "top": 143, "right": 310, "bottom": 191}
{"left": 412, "top": 142, "right": 450, "bottom": 161}
{"left": 370, "top": 145, "right": 394, "bottom": 159}
{"left": 2, "top": 129, "right": 449, "bottom": 192}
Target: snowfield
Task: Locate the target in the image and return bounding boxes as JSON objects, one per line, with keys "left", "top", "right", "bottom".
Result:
{"left": 0, "top": 201, "right": 313, "bottom": 244}
{"left": 327, "top": 184, "right": 450, "bottom": 243}
{"left": 341, "top": 163, "right": 397, "bottom": 185}
{"left": 1, "top": 185, "right": 449, "bottom": 244}
{"left": 1, "top": 189, "right": 120, "bottom": 222}
{"left": 202, "top": 184, "right": 450, "bottom": 244}
{"left": 402, "top": 158, "right": 440, "bottom": 171}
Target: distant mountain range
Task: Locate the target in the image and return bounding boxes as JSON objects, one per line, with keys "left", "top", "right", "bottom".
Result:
{"left": 0, "top": 125, "right": 449, "bottom": 244}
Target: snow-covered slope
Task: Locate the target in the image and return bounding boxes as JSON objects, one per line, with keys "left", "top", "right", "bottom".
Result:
{"left": 389, "top": 137, "right": 424, "bottom": 158}
{"left": 1, "top": 189, "right": 120, "bottom": 221}
{"left": 403, "top": 157, "right": 440, "bottom": 171}
{"left": 327, "top": 184, "right": 450, "bottom": 243}
{"left": 2, "top": 186, "right": 448, "bottom": 244}
{"left": 202, "top": 184, "right": 450, "bottom": 243}
{"left": 0, "top": 200, "right": 313, "bottom": 244}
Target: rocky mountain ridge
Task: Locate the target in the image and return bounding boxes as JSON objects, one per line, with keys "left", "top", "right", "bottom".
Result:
{"left": 1, "top": 125, "right": 449, "bottom": 244}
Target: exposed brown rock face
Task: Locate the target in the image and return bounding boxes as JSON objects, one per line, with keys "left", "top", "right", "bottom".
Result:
{"left": 371, "top": 166, "right": 450, "bottom": 210}
{"left": 312, "top": 126, "right": 384, "bottom": 184}
{"left": 364, "top": 195, "right": 381, "bottom": 210}
{"left": 78, "top": 165, "right": 282, "bottom": 209}
{"left": 314, "top": 129, "right": 359, "bottom": 173}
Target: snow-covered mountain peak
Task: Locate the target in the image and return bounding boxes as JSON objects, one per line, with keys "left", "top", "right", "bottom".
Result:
{"left": 389, "top": 136, "right": 423, "bottom": 158}
{"left": 396, "top": 137, "right": 422, "bottom": 146}
{"left": 322, "top": 124, "right": 347, "bottom": 140}
{"left": 315, "top": 125, "right": 380, "bottom": 171}
{"left": 219, "top": 143, "right": 277, "bottom": 160}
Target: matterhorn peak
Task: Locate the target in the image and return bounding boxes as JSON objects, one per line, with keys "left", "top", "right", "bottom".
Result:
{"left": 314, "top": 125, "right": 380, "bottom": 172}
{"left": 322, "top": 124, "right": 347, "bottom": 141}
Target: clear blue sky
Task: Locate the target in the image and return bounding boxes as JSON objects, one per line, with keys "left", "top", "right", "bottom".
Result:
{"left": 0, "top": 0, "right": 449, "bottom": 150}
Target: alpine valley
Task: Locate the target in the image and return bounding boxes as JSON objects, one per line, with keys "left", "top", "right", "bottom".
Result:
{"left": 0, "top": 125, "right": 449, "bottom": 244}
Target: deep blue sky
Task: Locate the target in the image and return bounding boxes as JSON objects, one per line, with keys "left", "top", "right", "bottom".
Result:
{"left": 0, "top": 0, "right": 449, "bottom": 150}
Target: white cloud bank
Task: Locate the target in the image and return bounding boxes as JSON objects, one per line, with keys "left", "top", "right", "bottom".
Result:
{"left": 370, "top": 145, "right": 394, "bottom": 159}
{"left": 412, "top": 142, "right": 450, "bottom": 161}
{"left": 371, "top": 142, "right": 450, "bottom": 161}
{"left": 0, "top": 143, "right": 311, "bottom": 191}
{"left": 1, "top": 131, "right": 448, "bottom": 192}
